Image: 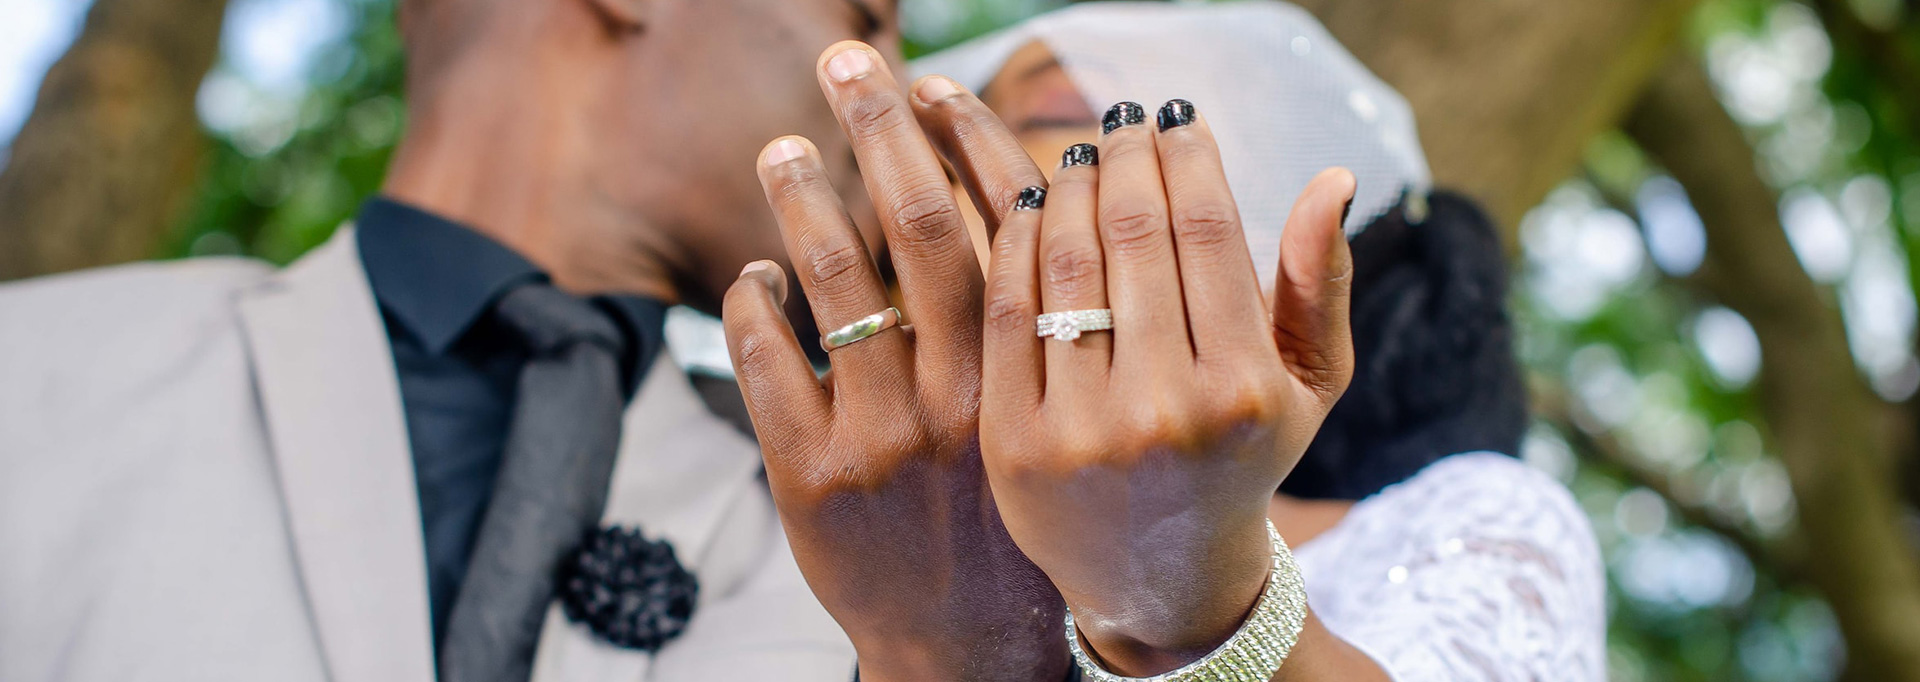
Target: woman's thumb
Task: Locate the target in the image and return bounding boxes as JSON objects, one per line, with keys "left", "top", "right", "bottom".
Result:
{"left": 1272, "top": 167, "right": 1358, "bottom": 408}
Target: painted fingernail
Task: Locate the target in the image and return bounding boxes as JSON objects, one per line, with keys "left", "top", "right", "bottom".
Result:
{"left": 826, "top": 48, "right": 875, "bottom": 82}
{"left": 1342, "top": 197, "right": 1354, "bottom": 225}
{"left": 1157, "top": 99, "right": 1196, "bottom": 131}
{"left": 1102, "top": 101, "right": 1145, "bottom": 135}
{"left": 1061, "top": 143, "right": 1099, "bottom": 168}
{"left": 764, "top": 138, "right": 808, "bottom": 166}
{"left": 1015, "top": 186, "right": 1048, "bottom": 211}
{"left": 915, "top": 76, "right": 961, "bottom": 104}
{"left": 740, "top": 260, "right": 788, "bottom": 304}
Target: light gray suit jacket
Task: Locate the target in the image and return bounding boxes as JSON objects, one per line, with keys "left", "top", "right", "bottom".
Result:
{"left": 0, "top": 229, "right": 854, "bottom": 682}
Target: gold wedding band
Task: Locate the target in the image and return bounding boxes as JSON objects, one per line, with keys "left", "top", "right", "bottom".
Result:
{"left": 820, "top": 307, "right": 902, "bottom": 352}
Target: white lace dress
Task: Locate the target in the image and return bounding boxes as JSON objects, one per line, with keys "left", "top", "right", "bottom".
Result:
{"left": 1291, "top": 452, "right": 1606, "bottom": 681}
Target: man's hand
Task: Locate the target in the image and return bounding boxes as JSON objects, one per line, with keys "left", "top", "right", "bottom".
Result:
{"left": 977, "top": 100, "right": 1363, "bottom": 676}
{"left": 722, "top": 42, "right": 1067, "bottom": 682}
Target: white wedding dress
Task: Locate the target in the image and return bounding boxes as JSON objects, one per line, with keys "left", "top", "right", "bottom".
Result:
{"left": 1292, "top": 452, "right": 1607, "bottom": 681}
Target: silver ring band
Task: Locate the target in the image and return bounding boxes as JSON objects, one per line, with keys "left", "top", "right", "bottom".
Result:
{"left": 1036, "top": 309, "right": 1114, "bottom": 342}
{"left": 821, "top": 307, "right": 902, "bottom": 351}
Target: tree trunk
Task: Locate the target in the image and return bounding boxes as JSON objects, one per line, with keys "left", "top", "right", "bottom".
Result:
{"left": 0, "top": 0, "right": 230, "bottom": 281}
{"left": 1293, "top": 0, "right": 1699, "bottom": 239}
{"left": 1625, "top": 53, "right": 1920, "bottom": 682}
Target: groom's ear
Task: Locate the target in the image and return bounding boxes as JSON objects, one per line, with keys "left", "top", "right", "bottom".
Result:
{"left": 582, "top": 0, "right": 650, "bottom": 34}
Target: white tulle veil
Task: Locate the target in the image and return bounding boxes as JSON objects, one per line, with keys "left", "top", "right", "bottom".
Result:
{"left": 911, "top": 0, "right": 1433, "bottom": 287}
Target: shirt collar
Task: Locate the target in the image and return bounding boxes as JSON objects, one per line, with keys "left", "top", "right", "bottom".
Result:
{"left": 354, "top": 196, "right": 673, "bottom": 396}
{"left": 356, "top": 196, "right": 545, "bottom": 355}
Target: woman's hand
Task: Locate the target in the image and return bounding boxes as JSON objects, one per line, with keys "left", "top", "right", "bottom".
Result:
{"left": 721, "top": 42, "right": 1069, "bottom": 682}
{"left": 979, "top": 100, "right": 1361, "bottom": 676}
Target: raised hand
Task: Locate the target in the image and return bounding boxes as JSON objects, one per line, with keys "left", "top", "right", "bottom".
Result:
{"left": 721, "top": 42, "right": 1068, "bottom": 682}
{"left": 978, "top": 100, "right": 1368, "bottom": 677}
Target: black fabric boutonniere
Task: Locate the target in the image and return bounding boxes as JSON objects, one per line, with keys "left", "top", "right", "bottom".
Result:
{"left": 559, "top": 525, "right": 699, "bottom": 652}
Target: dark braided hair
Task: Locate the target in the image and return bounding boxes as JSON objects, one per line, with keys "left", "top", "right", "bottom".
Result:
{"left": 1278, "top": 190, "right": 1528, "bottom": 501}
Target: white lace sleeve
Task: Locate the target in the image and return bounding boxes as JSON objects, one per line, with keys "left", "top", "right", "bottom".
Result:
{"left": 1291, "top": 453, "right": 1606, "bottom": 682}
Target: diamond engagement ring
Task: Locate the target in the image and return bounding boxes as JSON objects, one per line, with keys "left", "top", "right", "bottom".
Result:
{"left": 1036, "top": 309, "right": 1114, "bottom": 342}
{"left": 820, "top": 307, "right": 902, "bottom": 352}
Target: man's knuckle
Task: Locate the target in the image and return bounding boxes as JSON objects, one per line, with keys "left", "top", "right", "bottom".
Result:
{"left": 732, "top": 331, "right": 788, "bottom": 375}
{"left": 805, "top": 239, "right": 871, "bottom": 285}
{"left": 841, "top": 96, "right": 909, "bottom": 138}
{"left": 887, "top": 192, "right": 963, "bottom": 245}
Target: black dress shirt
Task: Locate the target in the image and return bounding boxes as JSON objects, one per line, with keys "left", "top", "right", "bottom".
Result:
{"left": 354, "top": 197, "right": 668, "bottom": 649}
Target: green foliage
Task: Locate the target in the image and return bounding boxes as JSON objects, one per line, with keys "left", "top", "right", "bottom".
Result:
{"left": 168, "top": 0, "right": 402, "bottom": 263}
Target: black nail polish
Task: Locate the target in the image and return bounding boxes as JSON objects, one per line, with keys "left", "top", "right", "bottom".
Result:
{"left": 1342, "top": 197, "right": 1354, "bottom": 224}
{"left": 1015, "top": 186, "right": 1048, "bottom": 211}
{"left": 1061, "top": 143, "right": 1099, "bottom": 168}
{"left": 1157, "top": 99, "right": 1196, "bottom": 131}
{"left": 1102, "top": 102, "right": 1146, "bottom": 135}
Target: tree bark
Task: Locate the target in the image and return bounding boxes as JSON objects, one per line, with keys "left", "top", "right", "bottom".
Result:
{"left": 1626, "top": 53, "right": 1920, "bottom": 682}
{"left": 1810, "top": 0, "right": 1920, "bottom": 147}
{"left": 1293, "top": 0, "right": 1700, "bottom": 240}
{"left": 0, "top": 0, "right": 231, "bottom": 281}
{"left": 1806, "top": 0, "right": 1920, "bottom": 513}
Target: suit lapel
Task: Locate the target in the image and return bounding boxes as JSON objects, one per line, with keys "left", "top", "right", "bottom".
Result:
{"left": 240, "top": 231, "right": 760, "bottom": 682}
{"left": 530, "top": 358, "right": 767, "bottom": 681}
{"left": 238, "top": 228, "right": 437, "bottom": 682}
{"left": 602, "top": 357, "right": 763, "bottom": 552}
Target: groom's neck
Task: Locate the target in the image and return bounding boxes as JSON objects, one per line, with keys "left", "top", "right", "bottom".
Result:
{"left": 379, "top": 50, "right": 681, "bottom": 304}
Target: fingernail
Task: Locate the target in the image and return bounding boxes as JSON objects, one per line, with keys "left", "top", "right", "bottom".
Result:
{"left": 916, "top": 76, "right": 961, "bottom": 104}
{"left": 740, "top": 260, "right": 788, "bottom": 304}
{"left": 1061, "top": 143, "right": 1098, "bottom": 168}
{"left": 764, "top": 138, "right": 808, "bottom": 166}
{"left": 1336, "top": 169, "right": 1358, "bottom": 226}
{"left": 1157, "top": 99, "right": 1196, "bottom": 131}
{"left": 826, "top": 48, "right": 875, "bottom": 82}
{"left": 1102, "top": 101, "right": 1145, "bottom": 135}
{"left": 1015, "top": 186, "right": 1048, "bottom": 211}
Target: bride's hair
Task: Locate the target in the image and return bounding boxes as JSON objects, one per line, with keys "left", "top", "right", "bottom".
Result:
{"left": 1279, "top": 192, "right": 1528, "bottom": 501}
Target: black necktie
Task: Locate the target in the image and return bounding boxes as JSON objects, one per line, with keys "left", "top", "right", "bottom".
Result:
{"left": 440, "top": 283, "right": 627, "bottom": 682}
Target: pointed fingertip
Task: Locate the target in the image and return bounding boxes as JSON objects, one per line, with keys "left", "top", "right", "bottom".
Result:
{"left": 739, "top": 259, "right": 789, "bottom": 305}
{"left": 1307, "top": 168, "right": 1358, "bottom": 239}
{"left": 1313, "top": 167, "right": 1358, "bottom": 195}
{"left": 819, "top": 41, "right": 881, "bottom": 82}
{"left": 913, "top": 75, "right": 966, "bottom": 106}
{"left": 761, "top": 136, "right": 815, "bottom": 168}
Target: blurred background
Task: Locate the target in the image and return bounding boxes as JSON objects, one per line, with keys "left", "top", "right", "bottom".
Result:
{"left": 2, "top": 0, "right": 1919, "bottom": 679}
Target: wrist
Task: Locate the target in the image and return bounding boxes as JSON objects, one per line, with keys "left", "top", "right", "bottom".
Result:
{"left": 852, "top": 629, "right": 1071, "bottom": 682}
{"left": 1265, "top": 614, "right": 1385, "bottom": 682}
{"left": 854, "top": 647, "right": 962, "bottom": 682}
{"left": 1063, "top": 518, "right": 1275, "bottom": 675}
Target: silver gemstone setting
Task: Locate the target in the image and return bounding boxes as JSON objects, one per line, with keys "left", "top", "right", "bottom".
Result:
{"left": 1036, "top": 309, "right": 1114, "bottom": 342}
